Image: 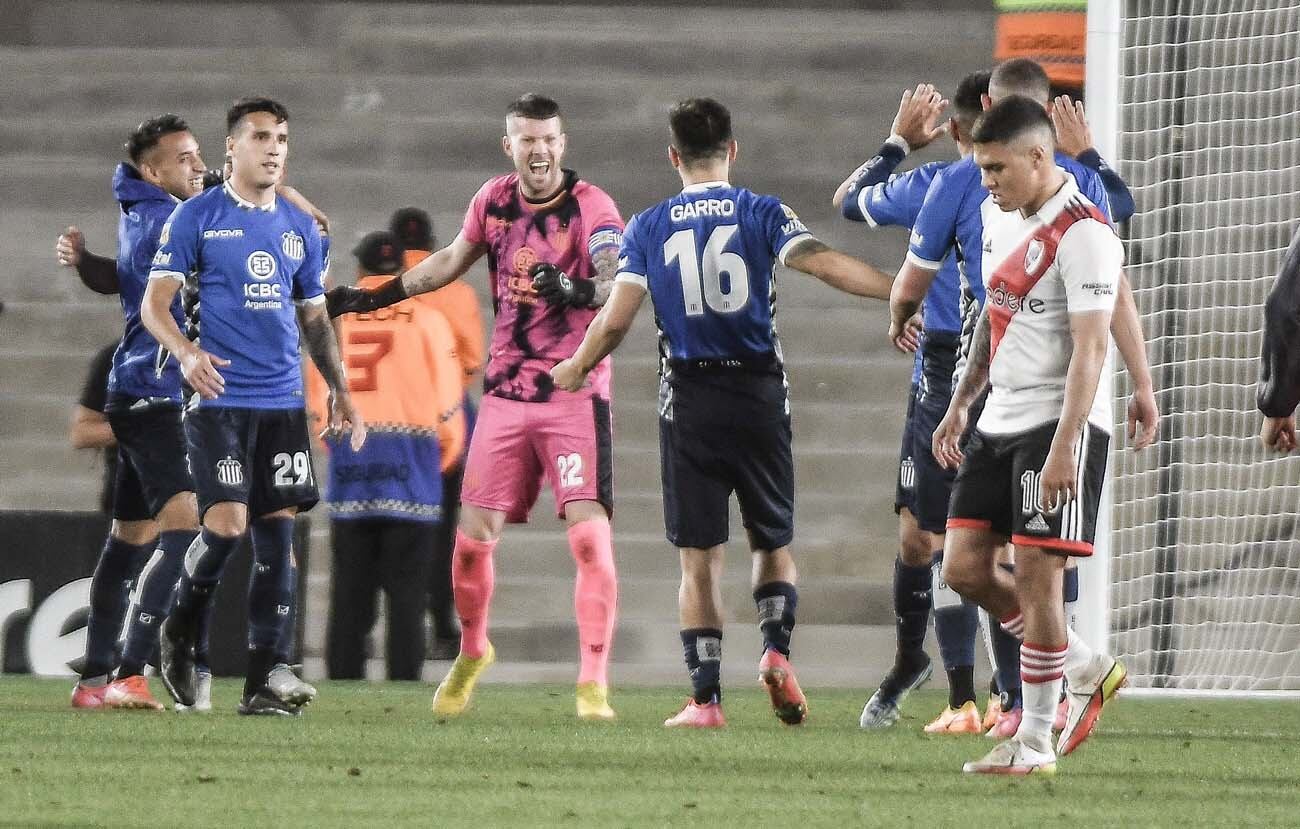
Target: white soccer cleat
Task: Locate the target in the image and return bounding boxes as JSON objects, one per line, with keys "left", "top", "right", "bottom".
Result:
{"left": 267, "top": 663, "right": 317, "bottom": 707}
{"left": 176, "top": 670, "right": 213, "bottom": 713}
{"left": 1058, "top": 654, "right": 1127, "bottom": 756}
{"left": 962, "top": 737, "right": 1057, "bottom": 776}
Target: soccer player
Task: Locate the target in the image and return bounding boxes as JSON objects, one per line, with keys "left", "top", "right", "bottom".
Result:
{"left": 551, "top": 97, "right": 907, "bottom": 728}
{"left": 389, "top": 206, "right": 485, "bottom": 657}
{"left": 143, "top": 97, "right": 364, "bottom": 716}
{"left": 835, "top": 76, "right": 1006, "bottom": 733}
{"left": 1258, "top": 225, "right": 1300, "bottom": 452}
{"left": 889, "top": 59, "right": 1158, "bottom": 736}
{"left": 58, "top": 115, "right": 206, "bottom": 710}
{"left": 932, "top": 96, "right": 1127, "bottom": 775}
{"left": 327, "top": 94, "right": 622, "bottom": 721}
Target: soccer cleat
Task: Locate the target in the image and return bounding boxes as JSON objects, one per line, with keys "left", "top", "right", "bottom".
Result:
{"left": 575, "top": 681, "right": 616, "bottom": 721}
{"left": 70, "top": 681, "right": 109, "bottom": 709}
{"left": 267, "top": 664, "right": 317, "bottom": 707}
{"left": 987, "top": 705, "right": 1023, "bottom": 739}
{"left": 1057, "top": 655, "right": 1127, "bottom": 756}
{"left": 237, "top": 689, "right": 302, "bottom": 717}
{"left": 982, "top": 693, "right": 1002, "bottom": 732}
{"left": 663, "top": 698, "right": 726, "bottom": 729}
{"left": 859, "top": 655, "right": 933, "bottom": 729}
{"left": 103, "top": 675, "right": 165, "bottom": 711}
{"left": 758, "top": 648, "right": 807, "bottom": 725}
{"left": 962, "top": 737, "right": 1057, "bottom": 776}
{"left": 923, "top": 700, "right": 983, "bottom": 734}
{"left": 431, "top": 642, "right": 495, "bottom": 716}
{"left": 177, "top": 671, "right": 213, "bottom": 713}
{"left": 159, "top": 614, "right": 197, "bottom": 708}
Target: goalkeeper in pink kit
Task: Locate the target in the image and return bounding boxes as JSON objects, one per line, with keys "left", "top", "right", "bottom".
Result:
{"left": 328, "top": 94, "right": 622, "bottom": 720}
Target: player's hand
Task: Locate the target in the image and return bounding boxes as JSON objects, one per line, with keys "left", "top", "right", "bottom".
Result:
{"left": 1051, "top": 96, "right": 1094, "bottom": 158}
{"left": 932, "top": 405, "right": 968, "bottom": 470}
{"left": 55, "top": 226, "right": 85, "bottom": 268}
{"left": 550, "top": 358, "right": 589, "bottom": 392}
{"left": 531, "top": 262, "right": 595, "bottom": 308}
{"left": 1260, "top": 415, "right": 1297, "bottom": 453}
{"left": 326, "top": 285, "right": 381, "bottom": 318}
{"left": 1127, "top": 385, "right": 1159, "bottom": 450}
{"left": 325, "top": 390, "right": 368, "bottom": 451}
{"left": 890, "top": 83, "right": 948, "bottom": 152}
{"left": 179, "top": 346, "right": 230, "bottom": 400}
{"left": 1038, "top": 445, "right": 1078, "bottom": 514}
{"left": 888, "top": 313, "right": 923, "bottom": 353}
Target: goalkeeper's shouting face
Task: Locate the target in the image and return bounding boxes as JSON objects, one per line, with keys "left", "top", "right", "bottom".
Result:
{"left": 502, "top": 93, "right": 567, "bottom": 200}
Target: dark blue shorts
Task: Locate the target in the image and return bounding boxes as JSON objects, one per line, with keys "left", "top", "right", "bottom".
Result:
{"left": 894, "top": 333, "right": 961, "bottom": 534}
{"left": 106, "top": 397, "right": 192, "bottom": 522}
{"left": 659, "top": 366, "right": 793, "bottom": 551}
{"left": 184, "top": 406, "right": 319, "bottom": 520}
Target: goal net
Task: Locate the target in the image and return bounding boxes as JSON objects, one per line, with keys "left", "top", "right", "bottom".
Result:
{"left": 1104, "top": 0, "right": 1300, "bottom": 692}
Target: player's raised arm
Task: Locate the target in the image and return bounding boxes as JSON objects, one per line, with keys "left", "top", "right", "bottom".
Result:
{"left": 832, "top": 83, "right": 947, "bottom": 214}
{"left": 56, "top": 226, "right": 121, "bottom": 294}
{"left": 325, "top": 231, "right": 486, "bottom": 318}
{"left": 1051, "top": 96, "right": 1136, "bottom": 223}
{"left": 1258, "top": 226, "right": 1300, "bottom": 452}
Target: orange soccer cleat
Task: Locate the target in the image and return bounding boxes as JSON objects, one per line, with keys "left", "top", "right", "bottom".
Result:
{"left": 103, "top": 675, "right": 165, "bottom": 711}
{"left": 924, "top": 700, "right": 983, "bottom": 734}
{"left": 70, "top": 681, "right": 109, "bottom": 709}
{"left": 758, "top": 649, "right": 807, "bottom": 725}
{"left": 982, "top": 693, "right": 1003, "bottom": 732}
{"left": 664, "top": 698, "right": 726, "bottom": 729}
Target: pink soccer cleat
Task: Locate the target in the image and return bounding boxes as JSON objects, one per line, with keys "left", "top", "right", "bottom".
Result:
{"left": 987, "top": 705, "right": 1023, "bottom": 739}
{"left": 758, "top": 649, "right": 807, "bottom": 725}
{"left": 70, "top": 682, "right": 109, "bottom": 709}
{"left": 664, "top": 698, "right": 726, "bottom": 729}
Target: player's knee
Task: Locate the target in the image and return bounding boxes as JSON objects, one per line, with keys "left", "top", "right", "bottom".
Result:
{"left": 156, "top": 492, "right": 199, "bottom": 532}
{"left": 458, "top": 505, "right": 504, "bottom": 543}
{"left": 203, "top": 503, "right": 247, "bottom": 538}
{"left": 899, "top": 531, "right": 933, "bottom": 567}
{"left": 940, "top": 555, "right": 983, "bottom": 598}
{"left": 111, "top": 519, "right": 158, "bottom": 547}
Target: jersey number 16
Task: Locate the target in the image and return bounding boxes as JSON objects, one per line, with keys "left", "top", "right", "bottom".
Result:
{"left": 664, "top": 225, "right": 750, "bottom": 316}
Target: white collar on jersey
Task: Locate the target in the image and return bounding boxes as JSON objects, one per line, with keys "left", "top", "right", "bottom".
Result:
{"left": 222, "top": 181, "right": 277, "bottom": 212}
{"left": 680, "top": 180, "right": 730, "bottom": 193}
{"left": 1027, "top": 170, "right": 1080, "bottom": 222}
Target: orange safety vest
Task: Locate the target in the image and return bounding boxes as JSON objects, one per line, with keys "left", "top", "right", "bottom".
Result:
{"left": 403, "top": 248, "right": 486, "bottom": 392}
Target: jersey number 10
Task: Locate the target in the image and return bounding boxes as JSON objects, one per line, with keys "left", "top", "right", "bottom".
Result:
{"left": 663, "top": 225, "right": 750, "bottom": 316}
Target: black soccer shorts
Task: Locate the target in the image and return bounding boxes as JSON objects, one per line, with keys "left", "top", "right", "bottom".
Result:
{"left": 106, "top": 400, "right": 193, "bottom": 521}
{"left": 184, "top": 406, "right": 319, "bottom": 520}
{"left": 947, "top": 419, "right": 1109, "bottom": 557}
{"left": 659, "top": 368, "right": 794, "bottom": 551}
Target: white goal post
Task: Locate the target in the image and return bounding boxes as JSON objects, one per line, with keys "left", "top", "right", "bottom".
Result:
{"left": 1086, "top": 0, "right": 1300, "bottom": 696}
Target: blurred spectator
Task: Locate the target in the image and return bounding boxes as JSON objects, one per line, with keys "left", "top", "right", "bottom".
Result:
{"left": 308, "top": 231, "right": 466, "bottom": 680}
{"left": 70, "top": 343, "right": 120, "bottom": 515}
{"left": 994, "top": 0, "right": 1086, "bottom": 98}
{"left": 390, "top": 207, "right": 485, "bottom": 657}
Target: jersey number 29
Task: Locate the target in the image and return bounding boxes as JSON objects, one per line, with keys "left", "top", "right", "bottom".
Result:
{"left": 664, "top": 225, "right": 750, "bottom": 316}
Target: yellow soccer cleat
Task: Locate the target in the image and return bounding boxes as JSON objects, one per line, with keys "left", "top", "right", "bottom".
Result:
{"left": 431, "top": 642, "right": 495, "bottom": 716}
{"left": 575, "top": 681, "right": 616, "bottom": 721}
{"left": 924, "top": 700, "right": 984, "bottom": 734}
{"left": 982, "top": 693, "right": 1002, "bottom": 732}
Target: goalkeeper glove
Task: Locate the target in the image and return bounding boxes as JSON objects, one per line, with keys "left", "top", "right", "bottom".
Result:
{"left": 326, "top": 277, "right": 408, "bottom": 318}
{"left": 530, "top": 262, "right": 595, "bottom": 308}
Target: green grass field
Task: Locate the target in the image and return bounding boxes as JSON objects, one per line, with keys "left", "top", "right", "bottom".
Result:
{"left": 2, "top": 677, "right": 1297, "bottom": 827}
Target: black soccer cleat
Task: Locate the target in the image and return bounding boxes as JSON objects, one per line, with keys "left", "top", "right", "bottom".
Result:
{"left": 159, "top": 614, "right": 197, "bottom": 708}
{"left": 237, "top": 689, "right": 303, "bottom": 717}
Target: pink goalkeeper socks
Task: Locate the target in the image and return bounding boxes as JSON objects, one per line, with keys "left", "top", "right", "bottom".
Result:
{"left": 452, "top": 530, "right": 497, "bottom": 659}
{"left": 568, "top": 520, "right": 618, "bottom": 685}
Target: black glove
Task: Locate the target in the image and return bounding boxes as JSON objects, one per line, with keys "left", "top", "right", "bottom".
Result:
{"left": 530, "top": 262, "right": 595, "bottom": 308}
{"left": 326, "top": 277, "right": 407, "bottom": 318}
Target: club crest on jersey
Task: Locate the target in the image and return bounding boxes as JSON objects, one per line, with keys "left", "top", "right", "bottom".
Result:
{"left": 281, "top": 231, "right": 305, "bottom": 261}
{"left": 513, "top": 246, "right": 538, "bottom": 277}
{"left": 246, "top": 250, "right": 277, "bottom": 280}
{"left": 1024, "top": 239, "right": 1046, "bottom": 275}
{"left": 216, "top": 456, "right": 243, "bottom": 487}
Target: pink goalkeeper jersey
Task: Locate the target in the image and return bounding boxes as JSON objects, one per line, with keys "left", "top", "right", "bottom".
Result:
{"left": 461, "top": 171, "right": 624, "bottom": 402}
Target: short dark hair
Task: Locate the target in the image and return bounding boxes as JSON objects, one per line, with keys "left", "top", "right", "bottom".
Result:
{"left": 390, "top": 207, "right": 435, "bottom": 250}
{"left": 990, "top": 58, "right": 1052, "bottom": 103}
{"left": 669, "top": 98, "right": 733, "bottom": 165}
{"left": 971, "top": 95, "right": 1054, "bottom": 145}
{"left": 506, "top": 93, "right": 561, "bottom": 122}
{"left": 953, "top": 70, "right": 992, "bottom": 127}
{"left": 125, "top": 114, "right": 191, "bottom": 164}
{"left": 226, "top": 97, "right": 290, "bottom": 135}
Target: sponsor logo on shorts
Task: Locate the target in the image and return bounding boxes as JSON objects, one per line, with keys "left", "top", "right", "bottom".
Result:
{"left": 216, "top": 456, "right": 243, "bottom": 487}
{"left": 1024, "top": 513, "right": 1052, "bottom": 534}
{"left": 281, "top": 231, "right": 305, "bottom": 260}
{"left": 246, "top": 250, "right": 276, "bottom": 280}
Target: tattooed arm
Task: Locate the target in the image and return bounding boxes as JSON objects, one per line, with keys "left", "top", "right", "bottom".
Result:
{"left": 588, "top": 245, "right": 619, "bottom": 307}
{"left": 932, "top": 306, "right": 992, "bottom": 470}
{"left": 298, "top": 301, "right": 366, "bottom": 450}
{"left": 327, "top": 233, "right": 486, "bottom": 318}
